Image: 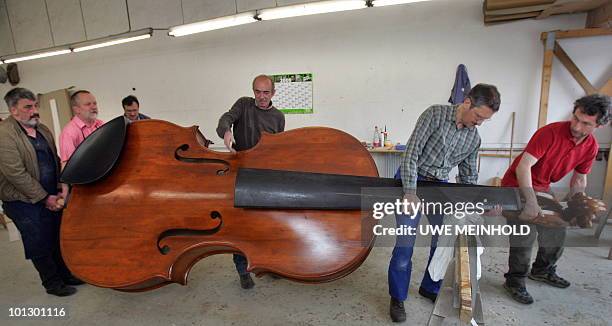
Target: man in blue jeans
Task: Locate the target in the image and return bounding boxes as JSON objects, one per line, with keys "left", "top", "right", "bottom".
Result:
{"left": 389, "top": 84, "right": 501, "bottom": 322}
{"left": 389, "top": 170, "right": 445, "bottom": 304}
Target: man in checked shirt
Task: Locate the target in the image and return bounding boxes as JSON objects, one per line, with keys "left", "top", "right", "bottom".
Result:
{"left": 388, "top": 84, "right": 501, "bottom": 323}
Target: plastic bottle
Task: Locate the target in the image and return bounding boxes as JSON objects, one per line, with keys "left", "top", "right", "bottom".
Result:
{"left": 383, "top": 125, "right": 391, "bottom": 148}
{"left": 373, "top": 126, "right": 380, "bottom": 148}
{"left": 383, "top": 125, "right": 388, "bottom": 143}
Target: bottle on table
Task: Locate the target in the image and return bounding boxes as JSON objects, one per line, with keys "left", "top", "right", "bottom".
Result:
{"left": 373, "top": 126, "right": 381, "bottom": 148}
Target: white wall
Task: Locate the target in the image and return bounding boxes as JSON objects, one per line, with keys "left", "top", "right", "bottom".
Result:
{"left": 0, "top": 0, "right": 610, "bottom": 195}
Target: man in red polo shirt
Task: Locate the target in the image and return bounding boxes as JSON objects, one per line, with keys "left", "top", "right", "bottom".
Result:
{"left": 501, "top": 94, "right": 610, "bottom": 304}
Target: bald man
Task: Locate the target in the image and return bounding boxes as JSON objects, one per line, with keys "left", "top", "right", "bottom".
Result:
{"left": 216, "top": 75, "right": 285, "bottom": 289}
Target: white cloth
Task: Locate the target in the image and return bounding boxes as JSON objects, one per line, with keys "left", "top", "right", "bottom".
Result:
{"left": 428, "top": 212, "right": 484, "bottom": 281}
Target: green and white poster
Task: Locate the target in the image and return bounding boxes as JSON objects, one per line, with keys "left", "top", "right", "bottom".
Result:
{"left": 271, "top": 73, "right": 313, "bottom": 114}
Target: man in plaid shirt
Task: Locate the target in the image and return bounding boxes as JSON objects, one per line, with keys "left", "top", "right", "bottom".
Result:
{"left": 388, "top": 84, "right": 501, "bottom": 323}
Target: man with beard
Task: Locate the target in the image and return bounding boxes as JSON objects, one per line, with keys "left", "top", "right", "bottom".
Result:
{"left": 59, "top": 90, "right": 104, "bottom": 166}
{"left": 502, "top": 94, "right": 610, "bottom": 304}
{"left": 0, "top": 88, "right": 83, "bottom": 296}
{"left": 216, "top": 75, "right": 285, "bottom": 289}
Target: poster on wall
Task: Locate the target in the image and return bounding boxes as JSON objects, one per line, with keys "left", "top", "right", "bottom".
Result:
{"left": 271, "top": 73, "right": 313, "bottom": 114}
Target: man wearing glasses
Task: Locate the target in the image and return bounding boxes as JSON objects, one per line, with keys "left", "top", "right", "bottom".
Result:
{"left": 501, "top": 94, "right": 610, "bottom": 304}
{"left": 389, "top": 83, "right": 500, "bottom": 322}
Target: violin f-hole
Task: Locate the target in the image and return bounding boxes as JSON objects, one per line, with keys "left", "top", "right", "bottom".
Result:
{"left": 174, "top": 144, "right": 230, "bottom": 175}
{"left": 157, "top": 211, "right": 223, "bottom": 255}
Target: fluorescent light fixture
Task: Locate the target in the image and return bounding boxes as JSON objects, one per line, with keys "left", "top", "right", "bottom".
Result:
{"left": 2, "top": 48, "right": 71, "bottom": 63}
{"left": 168, "top": 12, "right": 257, "bottom": 37}
{"left": 257, "top": 0, "right": 367, "bottom": 21}
{"left": 371, "top": 0, "right": 431, "bottom": 7}
{"left": 72, "top": 28, "right": 152, "bottom": 52}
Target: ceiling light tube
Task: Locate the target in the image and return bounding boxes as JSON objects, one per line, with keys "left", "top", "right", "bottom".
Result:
{"left": 370, "top": 0, "right": 431, "bottom": 7}
{"left": 257, "top": 0, "right": 367, "bottom": 21}
{"left": 72, "top": 28, "right": 153, "bottom": 53}
{"left": 168, "top": 12, "right": 257, "bottom": 37}
{"left": 2, "top": 48, "right": 72, "bottom": 63}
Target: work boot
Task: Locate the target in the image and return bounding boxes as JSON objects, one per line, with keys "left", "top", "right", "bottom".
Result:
{"left": 46, "top": 284, "right": 77, "bottom": 297}
{"left": 503, "top": 282, "right": 533, "bottom": 304}
{"left": 418, "top": 287, "right": 437, "bottom": 303}
{"left": 239, "top": 274, "right": 254, "bottom": 289}
{"left": 389, "top": 297, "right": 406, "bottom": 323}
{"left": 528, "top": 271, "right": 570, "bottom": 288}
{"left": 63, "top": 276, "right": 85, "bottom": 286}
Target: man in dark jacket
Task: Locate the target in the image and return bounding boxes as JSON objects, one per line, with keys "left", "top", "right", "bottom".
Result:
{"left": 0, "top": 88, "right": 84, "bottom": 296}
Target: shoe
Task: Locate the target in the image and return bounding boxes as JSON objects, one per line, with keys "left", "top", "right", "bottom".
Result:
{"left": 418, "top": 287, "right": 437, "bottom": 303}
{"left": 389, "top": 297, "right": 406, "bottom": 323}
{"left": 63, "top": 276, "right": 85, "bottom": 286}
{"left": 528, "top": 271, "right": 570, "bottom": 288}
{"left": 239, "top": 274, "right": 254, "bottom": 289}
{"left": 46, "top": 285, "right": 77, "bottom": 297}
{"left": 503, "top": 282, "right": 533, "bottom": 304}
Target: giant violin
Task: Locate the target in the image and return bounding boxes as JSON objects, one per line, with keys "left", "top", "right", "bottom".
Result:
{"left": 60, "top": 117, "right": 521, "bottom": 292}
{"left": 60, "top": 117, "right": 381, "bottom": 291}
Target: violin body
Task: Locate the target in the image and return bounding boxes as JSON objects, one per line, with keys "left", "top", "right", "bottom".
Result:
{"left": 60, "top": 120, "right": 378, "bottom": 291}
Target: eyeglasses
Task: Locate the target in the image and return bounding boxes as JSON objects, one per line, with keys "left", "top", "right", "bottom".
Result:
{"left": 474, "top": 111, "right": 491, "bottom": 123}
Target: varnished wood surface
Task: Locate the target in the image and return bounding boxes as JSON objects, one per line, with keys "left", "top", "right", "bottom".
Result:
{"left": 61, "top": 120, "right": 378, "bottom": 290}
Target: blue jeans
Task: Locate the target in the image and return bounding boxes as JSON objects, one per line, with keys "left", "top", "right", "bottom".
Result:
{"left": 388, "top": 170, "right": 445, "bottom": 301}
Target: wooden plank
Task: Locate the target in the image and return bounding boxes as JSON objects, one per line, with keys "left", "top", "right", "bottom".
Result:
{"left": 600, "top": 79, "right": 612, "bottom": 96}
{"left": 599, "top": 125, "right": 610, "bottom": 225}
{"left": 485, "top": 3, "right": 550, "bottom": 15}
{"left": 604, "top": 150, "right": 612, "bottom": 205}
{"left": 537, "top": 0, "right": 608, "bottom": 19}
{"left": 553, "top": 42, "right": 598, "bottom": 94}
{"left": 538, "top": 32, "right": 555, "bottom": 128}
{"left": 485, "top": 11, "right": 540, "bottom": 22}
{"left": 587, "top": 0, "right": 612, "bottom": 28}
{"left": 457, "top": 235, "right": 472, "bottom": 323}
{"left": 541, "top": 27, "right": 612, "bottom": 40}
{"left": 485, "top": 0, "right": 554, "bottom": 11}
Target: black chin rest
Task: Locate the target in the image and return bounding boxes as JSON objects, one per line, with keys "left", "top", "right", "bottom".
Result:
{"left": 60, "top": 116, "right": 128, "bottom": 184}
